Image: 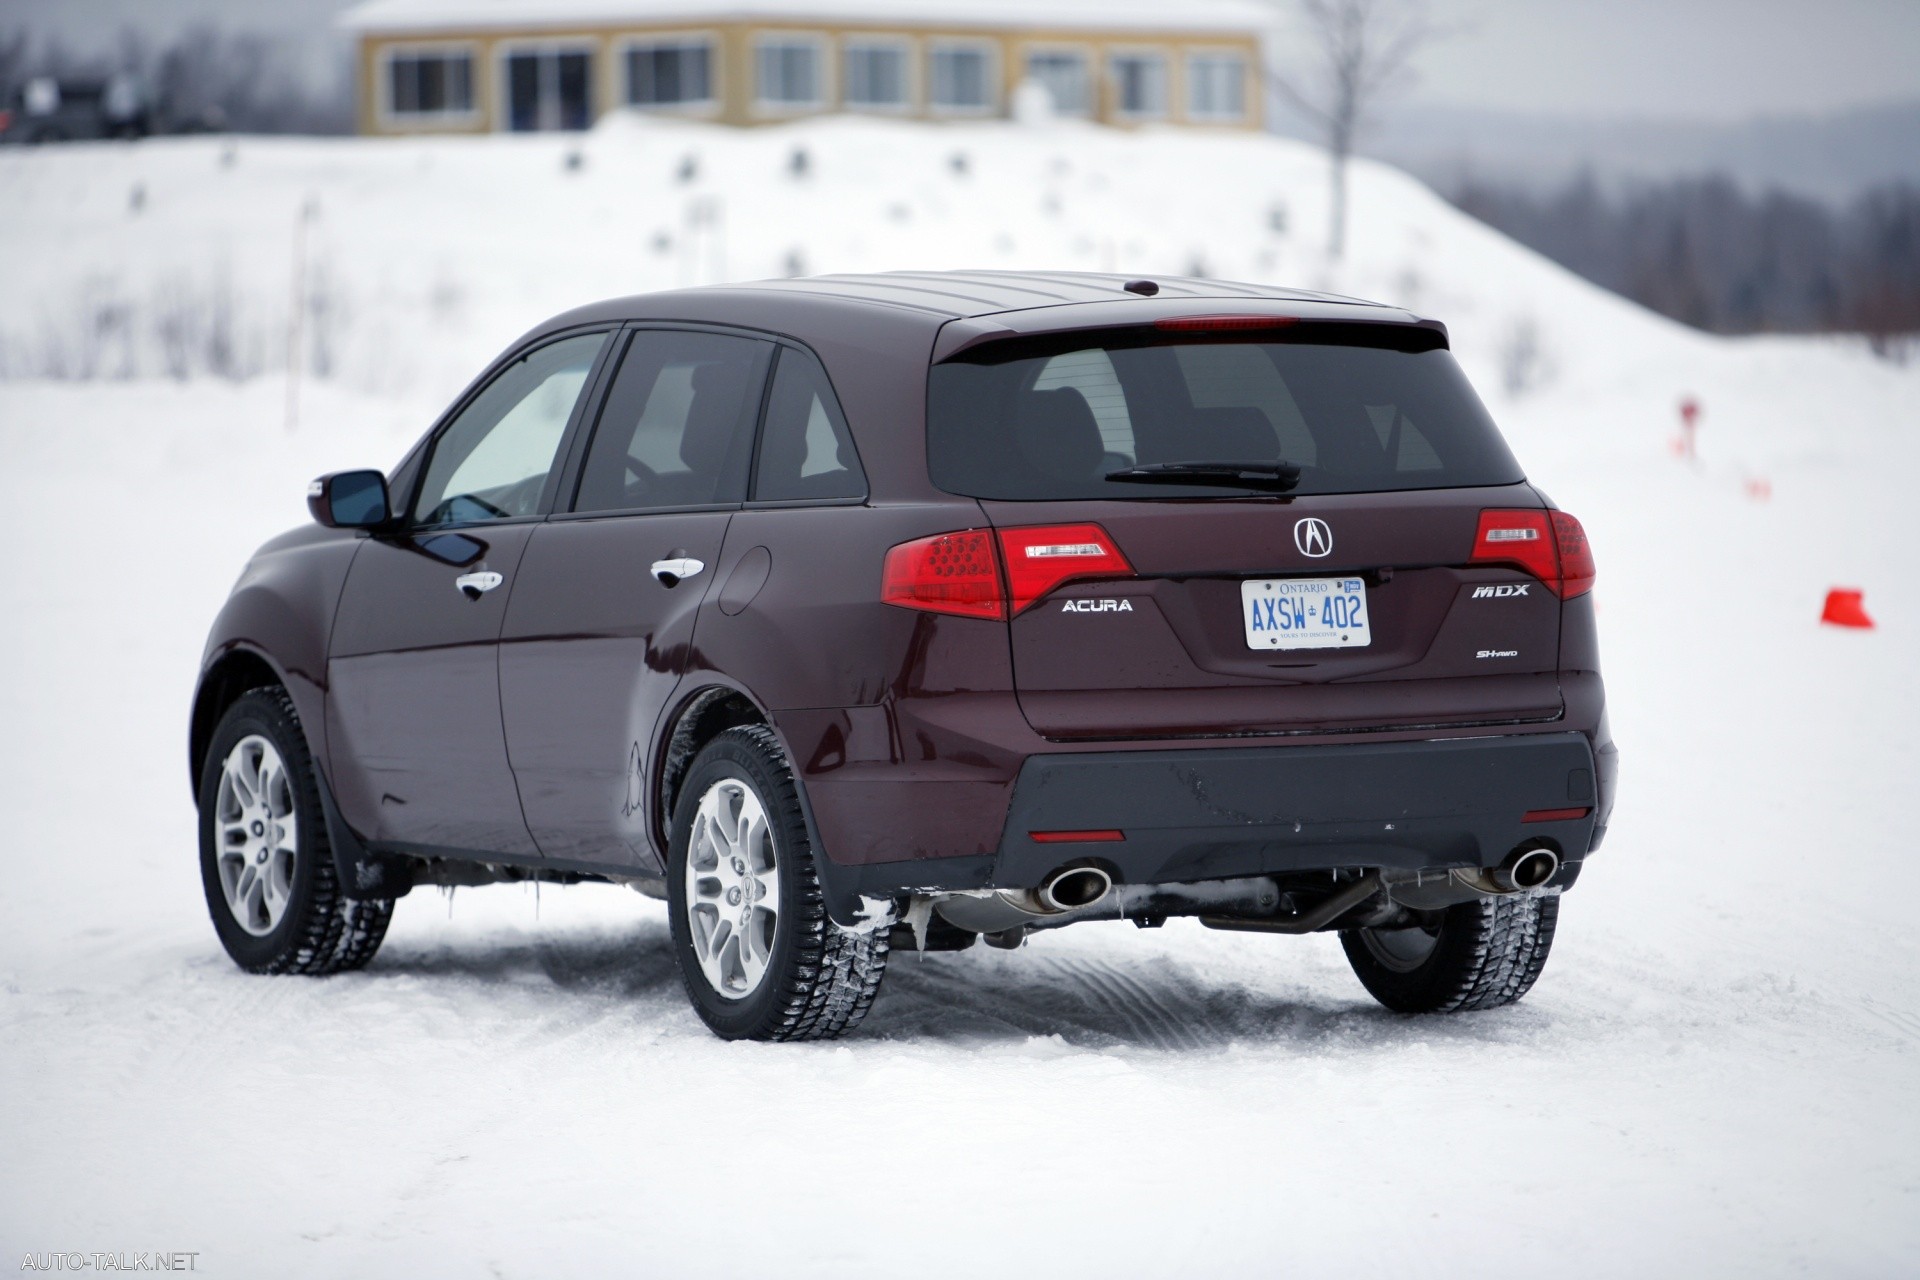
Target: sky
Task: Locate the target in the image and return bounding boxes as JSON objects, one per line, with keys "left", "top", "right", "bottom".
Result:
{"left": 1401, "top": 0, "right": 1920, "bottom": 121}
{"left": 5, "top": 0, "right": 1919, "bottom": 122}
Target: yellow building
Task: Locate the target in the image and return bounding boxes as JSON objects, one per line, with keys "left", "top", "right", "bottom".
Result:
{"left": 341, "top": 0, "right": 1268, "bottom": 134}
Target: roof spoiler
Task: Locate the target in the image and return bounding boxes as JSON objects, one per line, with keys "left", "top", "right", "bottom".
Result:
{"left": 932, "top": 312, "right": 1451, "bottom": 362}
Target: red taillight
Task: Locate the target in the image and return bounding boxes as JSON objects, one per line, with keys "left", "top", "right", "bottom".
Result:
{"left": 1028, "top": 829, "right": 1126, "bottom": 843}
{"left": 881, "top": 529, "right": 1006, "bottom": 620}
{"left": 997, "top": 523, "right": 1133, "bottom": 615}
{"left": 1470, "top": 509, "right": 1596, "bottom": 599}
{"left": 1550, "top": 511, "right": 1596, "bottom": 598}
{"left": 1154, "top": 314, "right": 1300, "bottom": 332}
{"left": 882, "top": 523, "right": 1133, "bottom": 620}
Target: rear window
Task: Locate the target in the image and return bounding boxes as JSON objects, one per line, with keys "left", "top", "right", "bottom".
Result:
{"left": 927, "top": 331, "right": 1523, "bottom": 499}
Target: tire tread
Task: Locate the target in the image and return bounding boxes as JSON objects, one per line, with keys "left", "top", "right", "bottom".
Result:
{"left": 676, "top": 725, "right": 889, "bottom": 1041}
{"left": 1342, "top": 891, "right": 1559, "bottom": 1014}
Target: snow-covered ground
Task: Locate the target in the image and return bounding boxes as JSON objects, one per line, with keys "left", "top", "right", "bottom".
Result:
{"left": 2, "top": 118, "right": 1917, "bottom": 1276}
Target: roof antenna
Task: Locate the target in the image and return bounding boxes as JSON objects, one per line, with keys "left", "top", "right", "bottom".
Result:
{"left": 1122, "top": 279, "right": 1159, "bottom": 296}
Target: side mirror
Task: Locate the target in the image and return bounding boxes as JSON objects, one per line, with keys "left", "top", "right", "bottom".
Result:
{"left": 308, "top": 470, "right": 391, "bottom": 529}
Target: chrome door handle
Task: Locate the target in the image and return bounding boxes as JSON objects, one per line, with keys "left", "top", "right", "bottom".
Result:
{"left": 651, "top": 557, "right": 705, "bottom": 587}
{"left": 455, "top": 570, "right": 503, "bottom": 600}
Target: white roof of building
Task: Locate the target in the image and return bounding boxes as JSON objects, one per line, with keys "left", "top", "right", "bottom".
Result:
{"left": 340, "top": 0, "right": 1273, "bottom": 37}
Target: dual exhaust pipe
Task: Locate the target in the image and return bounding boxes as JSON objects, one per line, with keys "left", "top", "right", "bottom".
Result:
{"left": 936, "top": 847, "right": 1555, "bottom": 942}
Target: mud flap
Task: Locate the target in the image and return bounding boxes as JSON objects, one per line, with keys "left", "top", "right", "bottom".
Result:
{"left": 315, "top": 767, "right": 414, "bottom": 900}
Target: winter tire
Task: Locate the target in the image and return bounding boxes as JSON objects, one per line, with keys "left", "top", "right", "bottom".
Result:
{"left": 1340, "top": 892, "right": 1559, "bottom": 1013}
{"left": 198, "top": 686, "right": 394, "bottom": 975}
{"left": 667, "top": 725, "right": 888, "bottom": 1041}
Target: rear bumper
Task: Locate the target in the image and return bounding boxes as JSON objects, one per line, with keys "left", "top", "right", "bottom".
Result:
{"left": 825, "top": 731, "right": 1602, "bottom": 904}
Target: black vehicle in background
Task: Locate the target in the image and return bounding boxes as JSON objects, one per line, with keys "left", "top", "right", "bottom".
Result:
{"left": 0, "top": 75, "right": 150, "bottom": 144}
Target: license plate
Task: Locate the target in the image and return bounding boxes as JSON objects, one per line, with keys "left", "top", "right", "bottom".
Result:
{"left": 1241, "top": 576, "right": 1372, "bottom": 650}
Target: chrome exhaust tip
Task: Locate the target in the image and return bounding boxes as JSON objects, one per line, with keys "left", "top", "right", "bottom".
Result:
{"left": 1037, "top": 866, "right": 1114, "bottom": 913}
{"left": 1491, "top": 846, "right": 1560, "bottom": 893}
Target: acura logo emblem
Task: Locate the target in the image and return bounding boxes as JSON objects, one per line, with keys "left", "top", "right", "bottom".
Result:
{"left": 1293, "top": 517, "right": 1333, "bottom": 558}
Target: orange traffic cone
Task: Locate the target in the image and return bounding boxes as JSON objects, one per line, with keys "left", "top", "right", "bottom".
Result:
{"left": 1821, "top": 589, "right": 1874, "bottom": 629}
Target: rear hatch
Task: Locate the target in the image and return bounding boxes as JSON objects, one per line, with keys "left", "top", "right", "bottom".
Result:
{"left": 927, "top": 319, "right": 1566, "bottom": 740}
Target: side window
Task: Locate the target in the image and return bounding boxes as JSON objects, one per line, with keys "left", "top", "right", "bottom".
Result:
{"left": 573, "top": 330, "right": 771, "bottom": 514}
{"left": 412, "top": 331, "right": 607, "bottom": 527}
{"left": 752, "top": 348, "right": 867, "bottom": 502}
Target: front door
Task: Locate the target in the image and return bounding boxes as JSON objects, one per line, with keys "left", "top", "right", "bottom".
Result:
{"left": 501, "top": 328, "right": 773, "bottom": 869}
{"left": 326, "top": 330, "right": 610, "bottom": 858}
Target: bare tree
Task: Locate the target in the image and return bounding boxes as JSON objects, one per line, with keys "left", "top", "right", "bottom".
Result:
{"left": 1264, "top": 0, "right": 1438, "bottom": 261}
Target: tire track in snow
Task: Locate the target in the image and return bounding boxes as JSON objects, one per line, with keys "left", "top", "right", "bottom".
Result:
{"left": 1855, "top": 995, "right": 1920, "bottom": 1045}
{"left": 1039, "top": 952, "right": 1215, "bottom": 1052}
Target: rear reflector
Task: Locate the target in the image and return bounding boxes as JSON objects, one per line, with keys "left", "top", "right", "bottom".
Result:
{"left": 1522, "top": 807, "right": 1592, "bottom": 823}
{"left": 1028, "top": 829, "right": 1126, "bottom": 843}
{"left": 1154, "top": 314, "right": 1300, "bottom": 332}
{"left": 1470, "top": 509, "right": 1597, "bottom": 599}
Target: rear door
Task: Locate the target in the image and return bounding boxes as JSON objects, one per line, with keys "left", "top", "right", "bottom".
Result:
{"left": 928, "top": 328, "right": 1564, "bottom": 740}
{"left": 499, "top": 327, "right": 773, "bottom": 869}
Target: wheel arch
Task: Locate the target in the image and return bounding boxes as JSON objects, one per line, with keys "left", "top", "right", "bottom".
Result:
{"left": 190, "top": 644, "right": 290, "bottom": 797}
{"left": 190, "top": 642, "right": 412, "bottom": 902}
{"left": 653, "top": 680, "right": 870, "bottom": 927}
{"left": 655, "top": 681, "right": 775, "bottom": 857}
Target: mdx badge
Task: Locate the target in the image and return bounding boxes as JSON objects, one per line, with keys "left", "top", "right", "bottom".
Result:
{"left": 1472, "top": 584, "right": 1531, "bottom": 598}
{"left": 1293, "top": 517, "right": 1333, "bottom": 558}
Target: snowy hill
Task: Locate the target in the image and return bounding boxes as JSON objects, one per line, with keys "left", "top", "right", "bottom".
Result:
{"left": 1, "top": 118, "right": 1917, "bottom": 1276}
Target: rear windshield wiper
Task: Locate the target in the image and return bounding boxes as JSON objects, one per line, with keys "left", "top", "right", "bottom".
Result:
{"left": 1103, "top": 461, "right": 1302, "bottom": 492}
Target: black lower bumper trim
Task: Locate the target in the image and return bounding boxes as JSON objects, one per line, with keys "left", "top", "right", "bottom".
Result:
{"left": 992, "top": 732, "right": 1599, "bottom": 889}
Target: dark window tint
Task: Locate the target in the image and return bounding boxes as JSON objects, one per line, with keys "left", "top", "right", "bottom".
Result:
{"left": 574, "top": 330, "right": 771, "bottom": 513}
{"left": 928, "top": 336, "right": 1523, "bottom": 500}
{"left": 413, "top": 331, "right": 606, "bottom": 527}
{"left": 753, "top": 348, "right": 866, "bottom": 502}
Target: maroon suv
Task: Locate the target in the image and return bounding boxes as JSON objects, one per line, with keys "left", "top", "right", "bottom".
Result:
{"left": 191, "top": 271, "right": 1614, "bottom": 1040}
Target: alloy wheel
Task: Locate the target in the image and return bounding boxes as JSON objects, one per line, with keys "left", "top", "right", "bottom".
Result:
{"left": 213, "top": 734, "right": 298, "bottom": 937}
{"left": 683, "top": 777, "right": 781, "bottom": 999}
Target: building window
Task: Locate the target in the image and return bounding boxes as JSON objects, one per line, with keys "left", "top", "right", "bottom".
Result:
{"left": 1110, "top": 52, "right": 1167, "bottom": 118}
{"left": 756, "top": 37, "right": 823, "bottom": 107}
{"left": 625, "top": 39, "right": 713, "bottom": 107}
{"left": 843, "top": 40, "right": 910, "bottom": 110}
{"left": 1024, "top": 50, "right": 1090, "bottom": 116}
{"left": 928, "top": 43, "right": 994, "bottom": 113}
{"left": 1187, "top": 53, "right": 1246, "bottom": 120}
{"left": 504, "top": 48, "right": 593, "bottom": 131}
{"left": 387, "top": 49, "right": 474, "bottom": 118}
